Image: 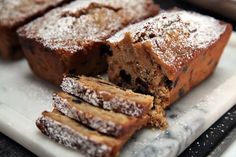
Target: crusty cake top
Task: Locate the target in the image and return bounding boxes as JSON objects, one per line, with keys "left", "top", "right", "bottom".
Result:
{"left": 17, "top": 0, "right": 158, "bottom": 53}
{"left": 0, "top": 0, "right": 67, "bottom": 28}
{"left": 108, "top": 10, "right": 229, "bottom": 80}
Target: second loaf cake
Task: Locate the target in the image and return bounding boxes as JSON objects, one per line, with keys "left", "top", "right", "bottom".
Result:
{"left": 0, "top": 0, "right": 71, "bottom": 60}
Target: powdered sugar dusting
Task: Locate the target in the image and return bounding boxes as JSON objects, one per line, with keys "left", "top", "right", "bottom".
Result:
{"left": 108, "top": 10, "right": 227, "bottom": 72}
{"left": 61, "top": 76, "right": 147, "bottom": 117}
{"left": 0, "top": 0, "right": 66, "bottom": 27}
{"left": 52, "top": 93, "right": 124, "bottom": 136}
{"left": 18, "top": 0, "right": 156, "bottom": 53}
{"left": 36, "top": 115, "right": 112, "bottom": 157}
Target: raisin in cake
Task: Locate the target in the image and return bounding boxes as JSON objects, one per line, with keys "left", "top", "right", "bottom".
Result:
{"left": 61, "top": 75, "right": 154, "bottom": 117}
{"left": 0, "top": 0, "right": 71, "bottom": 60}
{"left": 107, "top": 10, "right": 232, "bottom": 127}
{"left": 17, "top": 0, "right": 159, "bottom": 85}
{"left": 36, "top": 109, "right": 148, "bottom": 157}
{"left": 53, "top": 92, "right": 148, "bottom": 137}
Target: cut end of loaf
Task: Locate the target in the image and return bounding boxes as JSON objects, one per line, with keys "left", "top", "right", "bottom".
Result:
{"left": 107, "top": 10, "right": 232, "bottom": 128}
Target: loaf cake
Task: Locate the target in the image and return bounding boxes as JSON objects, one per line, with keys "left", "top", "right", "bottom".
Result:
{"left": 0, "top": 0, "right": 71, "bottom": 60}
{"left": 53, "top": 92, "right": 148, "bottom": 137}
{"left": 61, "top": 75, "right": 154, "bottom": 117}
{"left": 17, "top": 0, "right": 159, "bottom": 85}
{"left": 107, "top": 10, "right": 232, "bottom": 127}
{"left": 36, "top": 109, "right": 148, "bottom": 157}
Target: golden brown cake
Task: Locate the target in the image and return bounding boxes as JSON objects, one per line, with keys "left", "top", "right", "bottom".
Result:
{"left": 0, "top": 0, "right": 71, "bottom": 60}
{"left": 53, "top": 92, "right": 148, "bottom": 137}
{"left": 61, "top": 75, "right": 154, "bottom": 117}
{"left": 107, "top": 10, "right": 232, "bottom": 127}
{"left": 36, "top": 109, "right": 148, "bottom": 157}
{"left": 17, "top": 0, "right": 159, "bottom": 85}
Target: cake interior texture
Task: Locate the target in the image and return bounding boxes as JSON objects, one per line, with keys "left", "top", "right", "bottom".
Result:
{"left": 61, "top": 75, "right": 154, "bottom": 117}
{"left": 107, "top": 10, "right": 232, "bottom": 127}
{"left": 37, "top": 109, "right": 148, "bottom": 157}
{"left": 53, "top": 92, "right": 149, "bottom": 137}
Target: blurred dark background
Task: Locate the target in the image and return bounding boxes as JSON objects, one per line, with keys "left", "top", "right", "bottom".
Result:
{"left": 0, "top": 0, "right": 235, "bottom": 157}
{"left": 155, "top": 0, "right": 236, "bottom": 30}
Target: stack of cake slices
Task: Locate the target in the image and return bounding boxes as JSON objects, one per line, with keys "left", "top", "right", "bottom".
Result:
{"left": 36, "top": 75, "right": 154, "bottom": 157}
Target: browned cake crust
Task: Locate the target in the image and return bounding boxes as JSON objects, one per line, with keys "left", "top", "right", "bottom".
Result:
{"left": 17, "top": 0, "right": 159, "bottom": 85}
{"left": 53, "top": 92, "right": 148, "bottom": 137}
{"left": 61, "top": 75, "right": 154, "bottom": 117}
{"left": 0, "top": 0, "right": 71, "bottom": 60}
{"left": 107, "top": 10, "right": 232, "bottom": 127}
{"left": 36, "top": 109, "right": 148, "bottom": 157}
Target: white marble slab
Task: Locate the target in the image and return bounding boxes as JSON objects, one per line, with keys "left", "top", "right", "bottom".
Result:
{"left": 0, "top": 32, "right": 236, "bottom": 157}
{"left": 222, "top": 139, "right": 236, "bottom": 157}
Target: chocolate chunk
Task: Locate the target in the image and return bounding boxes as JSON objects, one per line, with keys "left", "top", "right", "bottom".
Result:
{"left": 100, "top": 45, "right": 112, "bottom": 56}
{"left": 171, "top": 78, "right": 179, "bottom": 88}
{"left": 178, "top": 87, "right": 185, "bottom": 98}
{"left": 136, "top": 77, "right": 148, "bottom": 89}
{"left": 182, "top": 65, "right": 188, "bottom": 72}
{"left": 162, "top": 77, "right": 177, "bottom": 89}
{"left": 119, "top": 70, "right": 131, "bottom": 84}
{"left": 148, "top": 33, "right": 156, "bottom": 38}
{"left": 135, "top": 77, "right": 149, "bottom": 93}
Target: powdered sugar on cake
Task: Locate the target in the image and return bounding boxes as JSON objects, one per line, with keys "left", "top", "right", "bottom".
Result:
{"left": 0, "top": 0, "right": 65, "bottom": 27}
{"left": 53, "top": 93, "right": 124, "bottom": 136}
{"left": 17, "top": 0, "right": 154, "bottom": 53}
{"left": 108, "top": 10, "right": 227, "bottom": 71}
{"left": 36, "top": 116, "right": 111, "bottom": 157}
{"left": 61, "top": 76, "right": 145, "bottom": 117}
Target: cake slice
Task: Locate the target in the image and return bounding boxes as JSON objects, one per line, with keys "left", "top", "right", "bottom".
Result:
{"left": 0, "top": 0, "right": 71, "bottom": 60}
{"left": 61, "top": 76, "right": 154, "bottom": 117}
{"left": 53, "top": 92, "right": 148, "bottom": 137}
{"left": 17, "top": 0, "right": 159, "bottom": 84}
{"left": 107, "top": 10, "right": 232, "bottom": 127}
{"left": 36, "top": 109, "right": 148, "bottom": 157}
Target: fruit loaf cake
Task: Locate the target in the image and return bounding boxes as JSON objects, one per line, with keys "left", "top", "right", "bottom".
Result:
{"left": 107, "top": 10, "right": 232, "bottom": 127}
{"left": 61, "top": 75, "right": 154, "bottom": 117}
{"left": 53, "top": 92, "right": 148, "bottom": 137}
{"left": 36, "top": 109, "right": 148, "bottom": 157}
{"left": 0, "top": 0, "right": 71, "bottom": 60}
{"left": 17, "top": 0, "right": 159, "bottom": 85}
